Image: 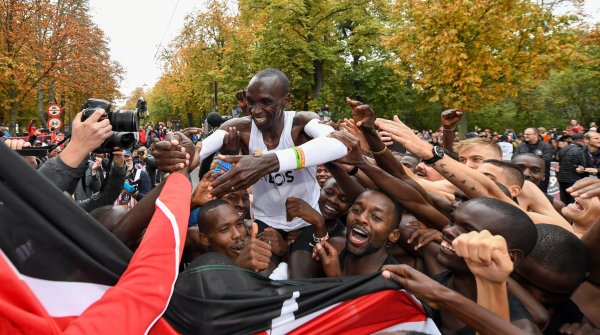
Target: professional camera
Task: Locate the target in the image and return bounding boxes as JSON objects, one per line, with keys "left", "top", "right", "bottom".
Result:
{"left": 81, "top": 98, "right": 139, "bottom": 153}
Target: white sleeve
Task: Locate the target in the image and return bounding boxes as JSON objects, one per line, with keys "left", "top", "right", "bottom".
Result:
{"left": 273, "top": 137, "right": 348, "bottom": 173}
{"left": 303, "top": 118, "right": 335, "bottom": 138}
{"left": 198, "top": 129, "right": 226, "bottom": 161}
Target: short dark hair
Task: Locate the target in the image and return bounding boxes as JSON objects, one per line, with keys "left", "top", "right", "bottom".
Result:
{"left": 253, "top": 68, "right": 290, "bottom": 94}
{"left": 197, "top": 199, "right": 231, "bottom": 233}
{"left": 512, "top": 153, "right": 546, "bottom": 170}
{"left": 527, "top": 224, "right": 587, "bottom": 281}
{"left": 469, "top": 197, "right": 537, "bottom": 256}
{"left": 483, "top": 159, "right": 525, "bottom": 187}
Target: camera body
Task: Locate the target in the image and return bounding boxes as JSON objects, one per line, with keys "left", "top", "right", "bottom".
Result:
{"left": 81, "top": 98, "right": 139, "bottom": 153}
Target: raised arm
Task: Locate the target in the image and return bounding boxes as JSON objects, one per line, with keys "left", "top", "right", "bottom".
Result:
{"left": 64, "top": 172, "right": 191, "bottom": 335}
{"left": 377, "top": 116, "right": 509, "bottom": 202}
{"left": 441, "top": 109, "right": 462, "bottom": 154}
{"left": 331, "top": 131, "right": 450, "bottom": 230}
{"left": 382, "top": 264, "right": 527, "bottom": 335}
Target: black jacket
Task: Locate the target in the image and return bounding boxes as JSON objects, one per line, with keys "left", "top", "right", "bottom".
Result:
{"left": 557, "top": 144, "right": 586, "bottom": 183}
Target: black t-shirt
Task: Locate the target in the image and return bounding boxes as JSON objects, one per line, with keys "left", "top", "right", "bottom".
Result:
{"left": 338, "top": 249, "right": 399, "bottom": 273}
{"left": 543, "top": 300, "right": 584, "bottom": 335}
{"left": 432, "top": 270, "right": 533, "bottom": 335}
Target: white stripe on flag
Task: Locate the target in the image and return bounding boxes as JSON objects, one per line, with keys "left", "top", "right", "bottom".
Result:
{"left": 271, "top": 291, "right": 300, "bottom": 332}
{"left": 144, "top": 197, "right": 182, "bottom": 335}
{"left": 1, "top": 250, "right": 110, "bottom": 317}
{"left": 270, "top": 302, "right": 340, "bottom": 335}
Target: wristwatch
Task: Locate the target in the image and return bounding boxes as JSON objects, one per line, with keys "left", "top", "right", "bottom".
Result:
{"left": 423, "top": 146, "right": 445, "bottom": 166}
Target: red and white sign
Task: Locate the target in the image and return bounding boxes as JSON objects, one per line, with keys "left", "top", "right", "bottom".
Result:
{"left": 46, "top": 104, "right": 62, "bottom": 117}
{"left": 47, "top": 117, "right": 62, "bottom": 130}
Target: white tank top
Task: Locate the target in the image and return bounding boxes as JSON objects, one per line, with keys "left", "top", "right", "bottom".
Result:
{"left": 249, "top": 111, "right": 321, "bottom": 231}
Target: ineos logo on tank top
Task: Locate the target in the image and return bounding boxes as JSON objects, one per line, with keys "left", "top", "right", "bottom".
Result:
{"left": 263, "top": 171, "right": 295, "bottom": 186}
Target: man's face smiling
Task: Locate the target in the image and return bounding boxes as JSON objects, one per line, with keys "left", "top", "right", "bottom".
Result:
{"left": 221, "top": 189, "right": 250, "bottom": 223}
{"left": 437, "top": 200, "right": 501, "bottom": 272}
{"left": 201, "top": 205, "right": 247, "bottom": 261}
{"left": 319, "top": 179, "right": 350, "bottom": 221}
{"left": 345, "top": 191, "right": 398, "bottom": 257}
{"left": 246, "top": 76, "right": 290, "bottom": 131}
{"left": 512, "top": 155, "right": 545, "bottom": 186}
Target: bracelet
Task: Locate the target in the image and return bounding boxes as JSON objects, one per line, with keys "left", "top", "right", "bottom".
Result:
{"left": 313, "top": 232, "right": 329, "bottom": 244}
{"left": 348, "top": 166, "right": 359, "bottom": 176}
{"left": 293, "top": 147, "right": 306, "bottom": 169}
{"left": 443, "top": 128, "right": 454, "bottom": 131}
{"left": 371, "top": 146, "right": 388, "bottom": 156}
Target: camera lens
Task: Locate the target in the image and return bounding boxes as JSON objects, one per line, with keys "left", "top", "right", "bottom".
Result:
{"left": 109, "top": 110, "right": 139, "bottom": 132}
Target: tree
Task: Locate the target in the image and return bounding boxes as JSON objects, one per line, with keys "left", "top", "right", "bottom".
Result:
{"left": 384, "top": 0, "right": 578, "bottom": 114}
{"left": 0, "top": 0, "right": 122, "bottom": 134}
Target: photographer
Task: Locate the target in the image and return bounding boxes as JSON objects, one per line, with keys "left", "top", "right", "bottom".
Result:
{"left": 115, "top": 150, "right": 152, "bottom": 208}
{"left": 136, "top": 145, "right": 158, "bottom": 188}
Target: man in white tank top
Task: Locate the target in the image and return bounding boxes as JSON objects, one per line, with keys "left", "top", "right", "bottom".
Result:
{"left": 195, "top": 68, "right": 349, "bottom": 232}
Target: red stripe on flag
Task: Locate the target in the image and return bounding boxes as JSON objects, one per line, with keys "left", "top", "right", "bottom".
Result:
{"left": 287, "top": 290, "right": 428, "bottom": 335}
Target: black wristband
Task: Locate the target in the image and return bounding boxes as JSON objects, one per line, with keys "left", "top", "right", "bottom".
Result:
{"left": 348, "top": 166, "right": 359, "bottom": 176}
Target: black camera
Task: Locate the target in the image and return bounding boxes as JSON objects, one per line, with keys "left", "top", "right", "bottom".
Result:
{"left": 81, "top": 98, "right": 139, "bottom": 153}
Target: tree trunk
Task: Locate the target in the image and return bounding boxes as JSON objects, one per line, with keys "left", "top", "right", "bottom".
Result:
{"left": 459, "top": 111, "right": 468, "bottom": 140}
{"left": 37, "top": 81, "right": 46, "bottom": 123}
{"left": 9, "top": 99, "right": 18, "bottom": 136}
{"left": 312, "top": 59, "right": 324, "bottom": 100}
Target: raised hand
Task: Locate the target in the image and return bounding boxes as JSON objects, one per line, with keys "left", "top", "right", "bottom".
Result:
{"left": 375, "top": 116, "right": 433, "bottom": 159}
{"left": 313, "top": 240, "right": 341, "bottom": 277}
{"left": 221, "top": 126, "right": 241, "bottom": 155}
{"left": 452, "top": 230, "right": 513, "bottom": 284}
{"left": 568, "top": 177, "right": 600, "bottom": 199}
{"left": 340, "top": 118, "right": 370, "bottom": 152}
{"left": 441, "top": 109, "right": 463, "bottom": 130}
{"left": 191, "top": 169, "right": 222, "bottom": 208}
{"left": 327, "top": 131, "right": 364, "bottom": 166}
{"left": 153, "top": 137, "right": 190, "bottom": 174}
{"left": 346, "top": 97, "right": 375, "bottom": 130}
{"left": 235, "top": 222, "right": 272, "bottom": 272}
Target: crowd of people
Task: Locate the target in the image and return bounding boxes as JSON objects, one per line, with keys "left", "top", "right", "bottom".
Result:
{"left": 1, "top": 68, "right": 599, "bottom": 335}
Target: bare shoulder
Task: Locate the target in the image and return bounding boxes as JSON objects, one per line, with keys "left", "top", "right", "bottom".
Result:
{"left": 219, "top": 116, "right": 252, "bottom": 132}
{"left": 292, "top": 111, "right": 320, "bottom": 127}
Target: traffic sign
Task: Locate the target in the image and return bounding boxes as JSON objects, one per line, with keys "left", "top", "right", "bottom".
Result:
{"left": 47, "top": 103, "right": 62, "bottom": 117}
{"left": 47, "top": 117, "right": 62, "bottom": 130}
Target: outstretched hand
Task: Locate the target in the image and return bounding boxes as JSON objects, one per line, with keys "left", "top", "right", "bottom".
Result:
{"left": 153, "top": 136, "right": 190, "bottom": 174}
{"left": 328, "top": 131, "right": 364, "bottom": 166}
{"left": 567, "top": 177, "right": 600, "bottom": 199}
{"left": 441, "top": 109, "right": 463, "bottom": 130}
{"left": 222, "top": 126, "right": 241, "bottom": 155}
{"left": 340, "top": 118, "right": 370, "bottom": 152}
{"left": 346, "top": 97, "right": 375, "bottom": 130}
{"left": 376, "top": 116, "right": 433, "bottom": 159}
{"left": 191, "top": 169, "right": 222, "bottom": 207}
{"left": 452, "top": 230, "right": 513, "bottom": 284}
{"left": 210, "top": 154, "right": 277, "bottom": 198}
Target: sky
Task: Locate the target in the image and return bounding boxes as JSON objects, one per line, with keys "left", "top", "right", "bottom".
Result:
{"left": 90, "top": 0, "right": 600, "bottom": 102}
{"left": 89, "top": 0, "right": 206, "bottom": 101}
